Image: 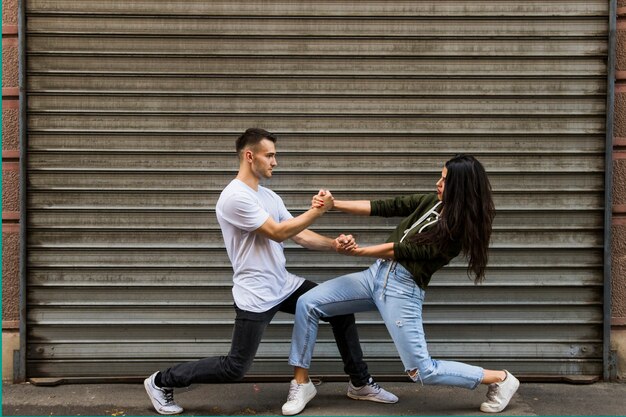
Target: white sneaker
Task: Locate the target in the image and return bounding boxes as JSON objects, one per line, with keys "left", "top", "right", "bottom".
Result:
{"left": 480, "top": 370, "right": 520, "bottom": 413}
{"left": 347, "top": 377, "right": 399, "bottom": 403}
{"left": 144, "top": 372, "right": 183, "bottom": 415}
{"left": 281, "top": 379, "right": 317, "bottom": 416}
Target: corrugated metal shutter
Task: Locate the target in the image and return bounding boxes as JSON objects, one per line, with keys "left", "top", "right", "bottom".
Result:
{"left": 25, "top": 1, "right": 608, "bottom": 379}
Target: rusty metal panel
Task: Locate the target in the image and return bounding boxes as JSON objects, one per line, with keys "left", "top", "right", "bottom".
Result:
{"left": 31, "top": 16, "right": 604, "bottom": 35}
{"left": 28, "top": 95, "right": 607, "bottom": 115}
{"left": 28, "top": 36, "right": 608, "bottom": 56}
{"left": 25, "top": 1, "right": 608, "bottom": 379}
{"left": 28, "top": 77, "right": 607, "bottom": 97}
{"left": 28, "top": 114, "right": 607, "bottom": 134}
{"left": 29, "top": 55, "right": 607, "bottom": 76}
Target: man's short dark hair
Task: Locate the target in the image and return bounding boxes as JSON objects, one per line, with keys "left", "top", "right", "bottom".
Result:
{"left": 236, "top": 128, "right": 277, "bottom": 154}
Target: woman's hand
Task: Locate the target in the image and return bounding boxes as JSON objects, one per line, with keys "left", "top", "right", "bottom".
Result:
{"left": 311, "top": 189, "right": 334, "bottom": 211}
{"left": 333, "top": 234, "right": 359, "bottom": 254}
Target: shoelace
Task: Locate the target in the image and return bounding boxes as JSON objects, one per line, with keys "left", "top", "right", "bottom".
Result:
{"left": 162, "top": 388, "right": 176, "bottom": 405}
{"left": 485, "top": 383, "right": 499, "bottom": 402}
{"left": 366, "top": 381, "right": 381, "bottom": 392}
{"left": 287, "top": 383, "right": 302, "bottom": 401}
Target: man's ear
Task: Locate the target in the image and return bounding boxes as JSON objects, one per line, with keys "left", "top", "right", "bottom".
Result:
{"left": 244, "top": 149, "right": 254, "bottom": 163}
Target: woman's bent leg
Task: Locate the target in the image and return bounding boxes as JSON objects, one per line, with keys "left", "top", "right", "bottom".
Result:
{"left": 374, "top": 262, "right": 483, "bottom": 390}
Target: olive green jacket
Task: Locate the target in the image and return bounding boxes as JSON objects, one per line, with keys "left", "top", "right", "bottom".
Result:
{"left": 370, "top": 193, "right": 461, "bottom": 289}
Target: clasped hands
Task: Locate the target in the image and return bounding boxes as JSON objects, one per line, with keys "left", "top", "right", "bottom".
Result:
{"left": 311, "top": 189, "right": 359, "bottom": 255}
{"left": 310, "top": 188, "right": 334, "bottom": 212}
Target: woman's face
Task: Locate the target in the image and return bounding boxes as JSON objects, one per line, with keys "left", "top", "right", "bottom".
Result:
{"left": 436, "top": 167, "right": 447, "bottom": 201}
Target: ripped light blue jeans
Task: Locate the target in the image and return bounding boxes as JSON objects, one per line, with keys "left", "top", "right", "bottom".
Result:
{"left": 289, "top": 259, "right": 483, "bottom": 389}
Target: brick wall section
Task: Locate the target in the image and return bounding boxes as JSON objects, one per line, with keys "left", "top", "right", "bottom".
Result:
{"left": 2, "top": 0, "right": 20, "bottom": 326}
{"left": 1, "top": 40, "right": 18, "bottom": 87}
{"left": 2, "top": 231, "right": 20, "bottom": 322}
{"left": 2, "top": 107, "right": 19, "bottom": 150}
{"left": 615, "top": 95, "right": 626, "bottom": 138}
{"left": 613, "top": 0, "right": 626, "bottom": 372}
{"left": 615, "top": 2, "right": 626, "bottom": 338}
{"left": 1, "top": 0, "right": 17, "bottom": 24}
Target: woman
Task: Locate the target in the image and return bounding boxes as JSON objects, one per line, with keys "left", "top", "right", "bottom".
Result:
{"left": 281, "top": 154, "right": 519, "bottom": 415}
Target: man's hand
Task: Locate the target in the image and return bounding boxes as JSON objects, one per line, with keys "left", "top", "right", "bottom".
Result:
{"left": 332, "top": 233, "right": 358, "bottom": 254}
{"left": 311, "top": 189, "right": 334, "bottom": 212}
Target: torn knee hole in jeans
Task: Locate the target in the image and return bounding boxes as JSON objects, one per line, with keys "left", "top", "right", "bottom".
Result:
{"left": 408, "top": 369, "right": 423, "bottom": 385}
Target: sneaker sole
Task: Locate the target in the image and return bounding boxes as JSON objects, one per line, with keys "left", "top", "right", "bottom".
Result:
{"left": 347, "top": 392, "right": 398, "bottom": 404}
{"left": 144, "top": 378, "right": 183, "bottom": 415}
{"left": 282, "top": 388, "right": 317, "bottom": 416}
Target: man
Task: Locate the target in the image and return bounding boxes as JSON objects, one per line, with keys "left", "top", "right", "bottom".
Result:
{"left": 144, "top": 128, "right": 397, "bottom": 415}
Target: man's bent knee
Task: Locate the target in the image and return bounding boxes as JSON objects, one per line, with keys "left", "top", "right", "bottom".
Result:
{"left": 220, "top": 357, "right": 250, "bottom": 382}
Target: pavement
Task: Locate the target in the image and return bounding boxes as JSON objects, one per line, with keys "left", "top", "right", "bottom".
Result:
{"left": 2, "top": 379, "right": 626, "bottom": 416}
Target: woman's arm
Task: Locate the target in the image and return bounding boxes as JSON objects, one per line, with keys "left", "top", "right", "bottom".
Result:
{"left": 339, "top": 242, "right": 395, "bottom": 259}
{"left": 312, "top": 190, "right": 371, "bottom": 215}
{"left": 340, "top": 241, "right": 446, "bottom": 261}
{"left": 332, "top": 199, "right": 371, "bottom": 216}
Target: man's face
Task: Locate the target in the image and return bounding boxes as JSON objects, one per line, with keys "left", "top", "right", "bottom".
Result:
{"left": 249, "top": 138, "right": 277, "bottom": 179}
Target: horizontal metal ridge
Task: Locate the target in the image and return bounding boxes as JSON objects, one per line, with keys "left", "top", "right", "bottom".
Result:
{"left": 26, "top": 71, "right": 608, "bottom": 80}
{"left": 25, "top": 1, "right": 608, "bottom": 17}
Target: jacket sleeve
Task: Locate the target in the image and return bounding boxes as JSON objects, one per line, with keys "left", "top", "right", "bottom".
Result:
{"left": 393, "top": 240, "right": 461, "bottom": 262}
{"left": 370, "top": 194, "right": 428, "bottom": 218}
{"left": 393, "top": 241, "right": 440, "bottom": 261}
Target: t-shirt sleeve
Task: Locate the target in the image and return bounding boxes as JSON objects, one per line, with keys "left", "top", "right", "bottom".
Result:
{"left": 219, "top": 193, "right": 271, "bottom": 232}
{"left": 276, "top": 195, "right": 294, "bottom": 222}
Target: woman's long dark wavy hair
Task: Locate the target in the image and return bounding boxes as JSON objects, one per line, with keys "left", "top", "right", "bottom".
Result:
{"left": 411, "top": 154, "right": 495, "bottom": 283}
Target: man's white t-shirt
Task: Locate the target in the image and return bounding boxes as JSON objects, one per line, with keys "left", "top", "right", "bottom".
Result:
{"left": 216, "top": 179, "right": 305, "bottom": 313}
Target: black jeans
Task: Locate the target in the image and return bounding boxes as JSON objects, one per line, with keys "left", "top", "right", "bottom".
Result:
{"left": 159, "top": 279, "right": 370, "bottom": 387}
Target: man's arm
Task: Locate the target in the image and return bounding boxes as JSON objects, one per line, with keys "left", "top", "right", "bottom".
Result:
{"left": 255, "top": 194, "right": 333, "bottom": 243}
{"left": 292, "top": 229, "right": 356, "bottom": 252}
